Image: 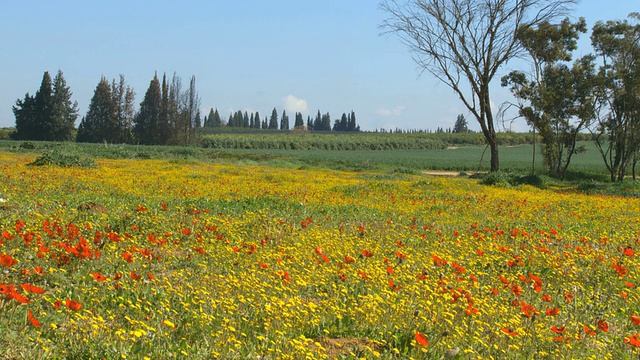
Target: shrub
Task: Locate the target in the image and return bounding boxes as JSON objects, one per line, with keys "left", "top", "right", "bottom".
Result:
{"left": 28, "top": 149, "right": 96, "bottom": 168}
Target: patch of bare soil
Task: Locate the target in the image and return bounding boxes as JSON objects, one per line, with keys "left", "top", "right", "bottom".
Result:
{"left": 310, "top": 337, "right": 381, "bottom": 358}
{"left": 0, "top": 204, "right": 19, "bottom": 211}
{"left": 77, "top": 202, "right": 108, "bottom": 213}
{"left": 422, "top": 171, "right": 462, "bottom": 176}
{"left": 421, "top": 170, "right": 487, "bottom": 177}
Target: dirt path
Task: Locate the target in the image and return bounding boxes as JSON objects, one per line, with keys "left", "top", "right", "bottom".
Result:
{"left": 421, "top": 170, "right": 487, "bottom": 176}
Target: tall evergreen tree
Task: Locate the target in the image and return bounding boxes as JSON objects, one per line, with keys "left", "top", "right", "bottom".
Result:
{"left": 214, "top": 109, "right": 222, "bottom": 127}
{"left": 348, "top": 111, "right": 357, "bottom": 131}
{"left": 280, "top": 110, "right": 289, "bottom": 130}
{"left": 159, "top": 73, "right": 171, "bottom": 144}
{"left": 243, "top": 111, "right": 250, "bottom": 128}
{"left": 313, "top": 110, "right": 322, "bottom": 130}
{"left": 205, "top": 108, "right": 215, "bottom": 127}
{"left": 111, "top": 74, "right": 135, "bottom": 143}
{"left": 134, "top": 73, "right": 162, "bottom": 144}
{"left": 294, "top": 112, "right": 304, "bottom": 128}
{"left": 49, "top": 70, "right": 78, "bottom": 141}
{"left": 269, "top": 108, "right": 279, "bottom": 129}
{"left": 321, "top": 112, "right": 332, "bottom": 131}
{"left": 452, "top": 114, "right": 469, "bottom": 133}
{"left": 253, "top": 111, "right": 261, "bottom": 128}
{"left": 77, "top": 77, "right": 118, "bottom": 143}
{"left": 33, "top": 72, "right": 54, "bottom": 140}
{"left": 11, "top": 92, "right": 37, "bottom": 140}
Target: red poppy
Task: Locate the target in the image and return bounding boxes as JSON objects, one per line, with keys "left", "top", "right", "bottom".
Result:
{"left": 361, "top": 249, "right": 374, "bottom": 258}
{"left": 130, "top": 271, "right": 142, "bottom": 280}
{"left": 613, "top": 262, "right": 628, "bottom": 277}
{"left": 344, "top": 255, "right": 355, "bottom": 264}
{"left": 258, "top": 262, "right": 269, "bottom": 269}
{"left": 9, "top": 291, "right": 29, "bottom": 304}
{"left": 92, "top": 272, "right": 107, "bottom": 281}
{"left": 388, "top": 278, "right": 402, "bottom": 291}
{"left": 476, "top": 249, "right": 484, "bottom": 256}
{"left": 542, "top": 294, "right": 553, "bottom": 302}
{"left": 414, "top": 330, "right": 429, "bottom": 346}
{"left": 564, "top": 293, "right": 574, "bottom": 303}
{"left": 33, "top": 266, "right": 44, "bottom": 275}
{"left": 122, "top": 252, "right": 133, "bottom": 263}
{"left": 631, "top": 314, "right": 640, "bottom": 326}
{"left": 625, "top": 333, "right": 640, "bottom": 347}
{"left": 282, "top": 271, "right": 291, "bottom": 284}
{"left": 502, "top": 327, "right": 518, "bottom": 336}
{"left": 65, "top": 299, "right": 82, "bottom": 311}
{"left": 624, "top": 247, "right": 635, "bottom": 257}
{"left": 357, "top": 269, "right": 368, "bottom": 279}
{"left": 583, "top": 325, "right": 596, "bottom": 336}
{"left": 394, "top": 250, "right": 407, "bottom": 259}
{"left": 597, "top": 319, "right": 609, "bottom": 333}
{"left": 28, "top": 310, "right": 41, "bottom": 328}
{"left": 551, "top": 326, "right": 565, "bottom": 334}
{"left": 54, "top": 299, "right": 61, "bottom": 309}
{"left": 546, "top": 307, "right": 560, "bottom": 317}
{"left": 626, "top": 281, "right": 636, "bottom": 288}
{"left": 520, "top": 301, "right": 537, "bottom": 318}
{"left": 0, "top": 254, "right": 17, "bottom": 267}
{"left": 20, "top": 283, "right": 46, "bottom": 294}
{"left": 386, "top": 266, "right": 394, "bottom": 275}
{"left": 511, "top": 285, "right": 523, "bottom": 297}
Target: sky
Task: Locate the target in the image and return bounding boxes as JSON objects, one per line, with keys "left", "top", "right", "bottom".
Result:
{"left": 0, "top": 1, "right": 637, "bottom": 132}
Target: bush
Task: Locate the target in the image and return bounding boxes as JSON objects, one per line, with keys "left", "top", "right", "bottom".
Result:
{"left": 478, "top": 172, "right": 515, "bottom": 187}
{"left": 29, "top": 149, "right": 96, "bottom": 168}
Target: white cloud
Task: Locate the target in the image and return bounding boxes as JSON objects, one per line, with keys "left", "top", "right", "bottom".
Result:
{"left": 283, "top": 95, "right": 309, "bottom": 114}
{"left": 376, "top": 106, "right": 405, "bottom": 117}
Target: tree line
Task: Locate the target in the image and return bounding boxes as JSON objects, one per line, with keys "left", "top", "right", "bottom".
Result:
{"left": 203, "top": 108, "right": 359, "bottom": 132}
{"left": 11, "top": 72, "right": 360, "bottom": 146}
{"left": 12, "top": 71, "right": 202, "bottom": 146}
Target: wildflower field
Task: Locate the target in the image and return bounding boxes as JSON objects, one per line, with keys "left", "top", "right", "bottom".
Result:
{"left": 1, "top": 150, "right": 640, "bottom": 359}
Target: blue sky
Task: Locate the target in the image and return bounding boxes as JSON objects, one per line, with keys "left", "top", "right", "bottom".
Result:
{"left": 1, "top": 1, "right": 637, "bottom": 131}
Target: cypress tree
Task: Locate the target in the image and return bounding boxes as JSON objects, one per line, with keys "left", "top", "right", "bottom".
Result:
{"left": 134, "top": 73, "right": 162, "bottom": 144}
{"left": 33, "top": 72, "right": 54, "bottom": 140}
{"left": 11, "top": 92, "right": 37, "bottom": 140}
{"left": 111, "top": 74, "right": 135, "bottom": 143}
{"left": 294, "top": 112, "right": 304, "bottom": 128}
{"left": 50, "top": 70, "right": 78, "bottom": 141}
{"left": 269, "top": 108, "right": 279, "bottom": 129}
{"left": 77, "top": 77, "right": 117, "bottom": 143}
{"left": 280, "top": 110, "right": 289, "bottom": 130}
{"left": 206, "top": 108, "right": 215, "bottom": 127}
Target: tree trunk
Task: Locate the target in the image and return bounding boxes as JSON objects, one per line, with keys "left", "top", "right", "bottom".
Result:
{"left": 489, "top": 137, "right": 499, "bottom": 172}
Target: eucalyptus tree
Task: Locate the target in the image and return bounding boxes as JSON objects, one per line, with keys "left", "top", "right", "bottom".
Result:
{"left": 502, "top": 18, "right": 597, "bottom": 179}
{"left": 591, "top": 14, "right": 640, "bottom": 181}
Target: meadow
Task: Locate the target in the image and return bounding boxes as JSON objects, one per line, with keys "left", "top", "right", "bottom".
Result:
{"left": 1, "top": 142, "right": 640, "bottom": 358}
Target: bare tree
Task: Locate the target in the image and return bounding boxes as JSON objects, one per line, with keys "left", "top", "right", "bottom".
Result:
{"left": 380, "top": 0, "right": 576, "bottom": 171}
